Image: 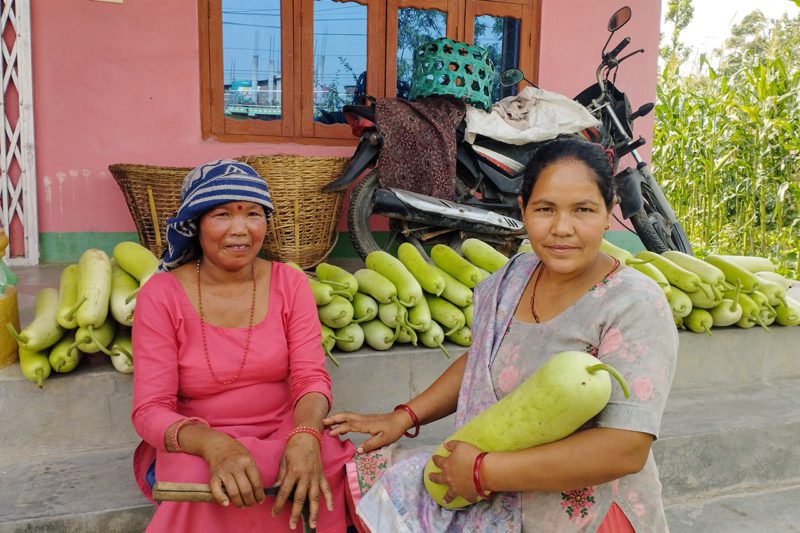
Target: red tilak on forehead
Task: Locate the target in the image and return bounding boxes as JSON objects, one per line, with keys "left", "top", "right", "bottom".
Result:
{"left": 236, "top": 204, "right": 243, "bottom": 210}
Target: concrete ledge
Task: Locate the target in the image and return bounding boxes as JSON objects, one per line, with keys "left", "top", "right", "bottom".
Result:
{"left": 0, "top": 449, "right": 152, "bottom": 532}
{"left": 327, "top": 344, "right": 461, "bottom": 442}
{"left": 0, "top": 356, "right": 138, "bottom": 469}
{"left": 0, "top": 508, "right": 152, "bottom": 533}
{"left": 324, "top": 326, "right": 800, "bottom": 407}
{"left": 664, "top": 480, "right": 800, "bottom": 532}
{"left": 670, "top": 325, "right": 800, "bottom": 390}
{"left": 656, "top": 378, "right": 800, "bottom": 502}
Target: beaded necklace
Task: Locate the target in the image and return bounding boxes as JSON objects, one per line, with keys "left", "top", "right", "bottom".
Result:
{"left": 196, "top": 258, "right": 256, "bottom": 385}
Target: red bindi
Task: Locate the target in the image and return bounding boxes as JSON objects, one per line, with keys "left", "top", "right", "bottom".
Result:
{"left": 236, "top": 204, "right": 243, "bottom": 211}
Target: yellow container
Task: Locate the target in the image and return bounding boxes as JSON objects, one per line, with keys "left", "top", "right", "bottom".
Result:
{"left": 0, "top": 227, "right": 19, "bottom": 368}
{"left": 0, "top": 285, "right": 20, "bottom": 368}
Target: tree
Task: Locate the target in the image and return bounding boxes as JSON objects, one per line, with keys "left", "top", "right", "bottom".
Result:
{"left": 718, "top": 12, "right": 800, "bottom": 74}
{"left": 659, "top": 0, "right": 694, "bottom": 76}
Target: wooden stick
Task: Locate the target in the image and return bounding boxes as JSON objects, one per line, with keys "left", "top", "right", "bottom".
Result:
{"left": 146, "top": 187, "right": 162, "bottom": 250}
{"left": 152, "top": 482, "right": 314, "bottom": 532}
{"left": 152, "top": 481, "right": 280, "bottom": 502}
{"left": 152, "top": 482, "right": 215, "bottom": 502}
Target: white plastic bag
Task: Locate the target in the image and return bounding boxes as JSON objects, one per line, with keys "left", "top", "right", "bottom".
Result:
{"left": 464, "top": 86, "right": 601, "bottom": 145}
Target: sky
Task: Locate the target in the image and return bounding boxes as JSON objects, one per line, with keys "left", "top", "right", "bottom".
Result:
{"left": 661, "top": 0, "right": 800, "bottom": 54}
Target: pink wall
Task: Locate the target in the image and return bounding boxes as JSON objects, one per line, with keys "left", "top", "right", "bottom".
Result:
{"left": 31, "top": 0, "right": 660, "bottom": 235}
{"left": 32, "top": 0, "right": 351, "bottom": 235}
{"left": 538, "top": 0, "right": 661, "bottom": 162}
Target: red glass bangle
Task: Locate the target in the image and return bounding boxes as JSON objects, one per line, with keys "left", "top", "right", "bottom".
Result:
{"left": 171, "top": 417, "right": 209, "bottom": 453}
{"left": 393, "top": 404, "right": 420, "bottom": 438}
{"left": 287, "top": 425, "right": 324, "bottom": 447}
{"left": 473, "top": 451, "right": 492, "bottom": 498}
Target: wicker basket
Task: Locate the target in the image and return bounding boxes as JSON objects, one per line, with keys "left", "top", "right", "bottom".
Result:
{"left": 236, "top": 155, "right": 348, "bottom": 268}
{"left": 109, "top": 163, "right": 190, "bottom": 259}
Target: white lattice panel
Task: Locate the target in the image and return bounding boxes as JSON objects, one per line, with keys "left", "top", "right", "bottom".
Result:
{"left": 1, "top": 0, "right": 37, "bottom": 265}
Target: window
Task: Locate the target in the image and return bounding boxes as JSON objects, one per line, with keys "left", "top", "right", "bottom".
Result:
{"left": 221, "top": 1, "right": 283, "bottom": 123}
{"left": 311, "top": 1, "right": 368, "bottom": 124}
{"left": 474, "top": 13, "right": 521, "bottom": 101}
{"left": 200, "top": 0, "right": 540, "bottom": 143}
{"left": 395, "top": 7, "right": 447, "bottom": 100}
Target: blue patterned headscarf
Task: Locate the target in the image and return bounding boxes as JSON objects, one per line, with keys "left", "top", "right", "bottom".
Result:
{"left": 160, "top": 159, "right": 274, "bottom": 271}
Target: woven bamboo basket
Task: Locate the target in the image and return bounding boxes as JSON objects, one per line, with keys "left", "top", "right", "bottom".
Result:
{"left": 237, "top": 155, "right": 348, "bottom": 268}
{"left": 109, "top": 163, "right": 191, "bottom": 259}
{"left": 110, "top": 157, "right": 347, "bottom": 267}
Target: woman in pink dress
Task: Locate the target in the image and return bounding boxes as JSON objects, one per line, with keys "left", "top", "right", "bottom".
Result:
{"left": 131, "top": 160, "right": 354, "bottom": 532}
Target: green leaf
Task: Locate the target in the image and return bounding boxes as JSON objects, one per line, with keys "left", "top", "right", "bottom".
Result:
{"left": 777, "top": 182, "right": 790, "bottom": 202}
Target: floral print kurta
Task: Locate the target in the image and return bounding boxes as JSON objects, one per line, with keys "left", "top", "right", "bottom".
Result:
{"left": 356, "top": 253, "right": 677, "bottom": 532}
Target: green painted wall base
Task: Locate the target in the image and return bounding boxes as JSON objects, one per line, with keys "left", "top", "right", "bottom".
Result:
{"left": 328, "top": 232, "right": 391, "bottom": 258}
{"left": 38, "top": 231, "right": 361, "bottom": 264}
{"left": 38, "top": 229, "right": 645, "bottom": 264}
{"left": 603, "top": 229, "right": 645, "bottom": 254}
{"left": 40, "top": 232, "right": 140, "bottom": 264}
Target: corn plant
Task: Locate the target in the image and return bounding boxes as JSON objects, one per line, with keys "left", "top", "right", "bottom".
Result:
{"left": 653, "top": 48, "right": 800, "bottom": 279}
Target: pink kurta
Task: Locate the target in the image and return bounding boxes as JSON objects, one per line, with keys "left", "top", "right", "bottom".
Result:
{"left": 131, "top": 262, "right": 354, "bottom": 532}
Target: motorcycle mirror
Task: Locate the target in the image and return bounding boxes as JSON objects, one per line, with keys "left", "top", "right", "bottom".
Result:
{"left": 608, "top": 6, "right": 631, "bottom": 32}
{"left": 499, "top": 69, "right": 524, "bottom": 87}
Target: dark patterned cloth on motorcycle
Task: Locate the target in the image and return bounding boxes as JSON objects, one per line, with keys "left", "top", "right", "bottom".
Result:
{"left": 375, "top": 96, "right": 465, "bottom": 200}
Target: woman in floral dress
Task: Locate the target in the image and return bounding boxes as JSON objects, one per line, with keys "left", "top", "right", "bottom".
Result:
{"left": 324, "top": 138, "right": 678, "bottom": 532}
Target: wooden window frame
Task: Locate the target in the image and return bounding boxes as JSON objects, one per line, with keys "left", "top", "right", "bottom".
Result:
{"left": 199, "top": 0, "right": 540, "bottom": 144}
{"left": 466, "top": 0, "right": 539, "bottom": 94}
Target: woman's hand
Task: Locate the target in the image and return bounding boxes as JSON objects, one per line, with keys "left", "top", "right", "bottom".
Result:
{"left": 429, "top": 440, "right": 484, "bottom": 504}
{"left": 201, "top": 431, "right": 265, "bottom": 508}
{"left": 271, "top": 433, "right": 332, "bottom": 530}
{"left": 323, "top": 410, "right": 411, "bottom": 453}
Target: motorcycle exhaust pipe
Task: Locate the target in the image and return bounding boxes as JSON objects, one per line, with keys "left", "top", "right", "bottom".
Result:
{"left": 372, "top": 188, "right": 526, "bottom": 236}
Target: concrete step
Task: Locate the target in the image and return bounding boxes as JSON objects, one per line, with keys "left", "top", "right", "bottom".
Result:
{"left": 327, "top": 343, "right": 459, "bottom": 443}
{"left": 4, "top": 264, "right": 799, "bottom": 530}
{"left": 669, "top": 324, "right": 800, "bottom": 391}
{"left": 0, "top": 355, "right": 139, "bottom": 469}
{"left": 0, "top": 449, "right": 152, "bottom": 533}
{"left": 5, "top": 378, "right": 800, "bottom": 531}
{"left": 664, "top": 481, "right": 800, "bottom": 532}
{"left": 325, "top": 324, "right": 800, "bottom": 407}
{"left": 4, "top": 324, "right": 799, "bottom": 467}
{"left": 5, "top": 354, "right": 800, "bottom": 530}
{"left": 655, "top": 378, "right": 800, "bottom": 503}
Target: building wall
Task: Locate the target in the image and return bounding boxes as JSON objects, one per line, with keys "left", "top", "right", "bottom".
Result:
{"left": 539, "top": 0, "right": 660, "bottom": 163}
{"left": 31, "top": 0, "right": 660, "bottom": 262}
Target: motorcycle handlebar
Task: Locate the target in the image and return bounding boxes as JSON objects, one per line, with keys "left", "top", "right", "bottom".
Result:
{"left": 616, "top": 48, "right": 645, "bottom": 65}
{"left": 605, "top": 37, "right": 631, "bottom": 62}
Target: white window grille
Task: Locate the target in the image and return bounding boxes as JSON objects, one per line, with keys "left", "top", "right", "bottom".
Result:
{"left": 1, "top": 0, "right": 37, "bottom": 265}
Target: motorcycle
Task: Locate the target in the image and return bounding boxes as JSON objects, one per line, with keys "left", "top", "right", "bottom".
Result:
{"left": 322, "top": 5, "right": 692, "bottom": 259}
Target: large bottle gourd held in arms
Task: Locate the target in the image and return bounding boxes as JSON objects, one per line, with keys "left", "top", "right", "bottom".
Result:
{"left": 423, "top": 351, "right": 630, "bottom": 509}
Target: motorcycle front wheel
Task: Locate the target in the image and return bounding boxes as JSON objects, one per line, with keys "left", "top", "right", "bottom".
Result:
{"left": 348, "top": 170, "right": 392, "bottom": 259}
{"left": 630, "top": 180, "right": 693, "bottom": 255}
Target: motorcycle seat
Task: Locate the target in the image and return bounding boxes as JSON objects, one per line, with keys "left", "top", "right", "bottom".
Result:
{"left": 343, "top": 104, "right": 377, "bottom": 138}
{"left": 471, "top": 136, "right": 539, "bottom": 171}
{"left": 343, "top": 104, "right": 375, "bottom": 124}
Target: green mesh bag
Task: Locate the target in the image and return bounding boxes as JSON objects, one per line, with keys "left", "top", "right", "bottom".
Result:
{"left": 409, "top": 38, "right": 497, "bottom": 110}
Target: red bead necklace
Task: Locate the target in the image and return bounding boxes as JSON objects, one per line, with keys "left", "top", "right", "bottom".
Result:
{"left": 196, "top": 258, "right": 256, "bottom": 385}
{"left": 529, "top": 262, "right": 547, "bottom": 323}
